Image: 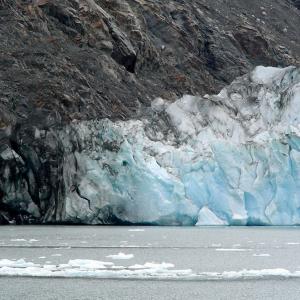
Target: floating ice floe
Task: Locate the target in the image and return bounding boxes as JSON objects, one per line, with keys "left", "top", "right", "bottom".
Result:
{"left": 68, "top": 260, "right": 114, "bottom": 269}
{"left": 106, "top": 253, "right": 134, "bottom": 260}
{"left": 1, "top": 259, "right": 300, "bottom": 281}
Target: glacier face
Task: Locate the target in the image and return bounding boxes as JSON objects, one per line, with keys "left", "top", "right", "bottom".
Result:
{"left": 65, "top": 66, "right": 300, "bottom": 225}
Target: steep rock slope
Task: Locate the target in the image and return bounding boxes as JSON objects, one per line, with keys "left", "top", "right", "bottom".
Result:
{"left": 0, "top": 0, "right": 300, "bottom": 223}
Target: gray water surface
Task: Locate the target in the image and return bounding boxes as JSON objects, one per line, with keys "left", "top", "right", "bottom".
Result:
{"left": 1, "top": 226, "right": 300, "bottom": 299}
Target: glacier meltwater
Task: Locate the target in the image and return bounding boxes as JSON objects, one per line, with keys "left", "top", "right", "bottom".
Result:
{"left": 64, "top": 66, "right": 300, "bottom": 225}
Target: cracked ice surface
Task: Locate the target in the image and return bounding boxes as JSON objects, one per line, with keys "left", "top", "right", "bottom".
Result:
{"left": 64, "top": 66, "right": 300, "bottom": 225}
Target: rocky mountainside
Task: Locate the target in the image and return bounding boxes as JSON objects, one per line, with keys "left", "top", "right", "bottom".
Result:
{"left": 0, "top": 0, "right": 300, "bottom": 224}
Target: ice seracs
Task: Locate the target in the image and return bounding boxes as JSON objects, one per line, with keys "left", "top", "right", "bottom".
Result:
{"left": 63, "top": 66, "right": 300, "bottom": 226}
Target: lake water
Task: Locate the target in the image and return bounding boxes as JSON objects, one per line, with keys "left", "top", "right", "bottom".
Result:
{"left": 1, "top": 226, "right": 300, "bottom": 299}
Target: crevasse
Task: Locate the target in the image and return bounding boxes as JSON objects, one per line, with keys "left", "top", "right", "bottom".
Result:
{"left": 65, "top": 66, "right": 300, "bottom": 225}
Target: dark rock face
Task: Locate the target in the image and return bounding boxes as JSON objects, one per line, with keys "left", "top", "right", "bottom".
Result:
{"left": 0, "top": 0, "right": 300, "bottom": 224}
{"left": 292, "top": 0, "right": 300, "bottom": 9}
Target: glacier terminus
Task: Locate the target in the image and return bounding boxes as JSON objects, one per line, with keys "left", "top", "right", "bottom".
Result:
{"left": 63, "top": 66, "right": 300, "bottom": 225}
{"left": 2, "top": 66, "right": 300, "bottom": 225}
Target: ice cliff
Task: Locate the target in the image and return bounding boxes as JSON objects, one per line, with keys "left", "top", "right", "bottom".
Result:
{"left": 2, "top": 66, "right": 300, "bottom": 225}
{"left": 63, "top": 66, "right": 300, "bottom": 225}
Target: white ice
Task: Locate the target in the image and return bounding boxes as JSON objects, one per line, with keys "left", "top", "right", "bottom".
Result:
{"left": 0, "top": 259, "right": 191, "bottom": 279}
{"left": 63, "top": 66, "right": 300, "bottom": 226}
{"left": 106, "top": 253, "right": 134, "bottom": 260}
{"left": 1, "top": 259, "right": 300, "bottom": 281}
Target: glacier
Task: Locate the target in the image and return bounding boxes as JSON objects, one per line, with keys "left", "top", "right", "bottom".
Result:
{"left": 61, "top": 66, "right": 300, "bottom": 225}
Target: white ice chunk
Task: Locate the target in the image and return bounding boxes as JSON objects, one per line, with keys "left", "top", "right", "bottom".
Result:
{"left": 1, "top": 259, "right": 300, "bottom": 281}
{"left": 106, "top": 253, "right": 134, "bottom": 260}
{"left": 151, "top": 98, "right": 166, "bottom": 113}
{"left": 68, "top": 259, "right": 114, "bottom": 269}
{"left": 196, "top": 207, "right": 228, "bottom": 226}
